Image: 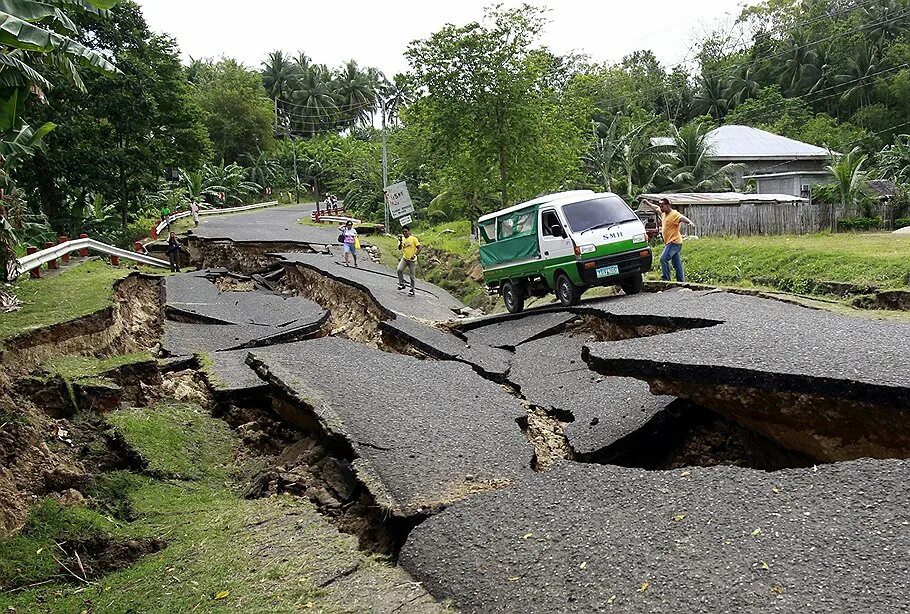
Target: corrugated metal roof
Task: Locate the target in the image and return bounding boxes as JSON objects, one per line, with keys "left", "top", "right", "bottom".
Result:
{"left": 743, "top": 170, "right": 831, "bottom": 179}
{"left": 650, "top": 125, "right": 831, "bottom": 160}
{"left": 639, "top": 192, "right": 809, "bottom": 206}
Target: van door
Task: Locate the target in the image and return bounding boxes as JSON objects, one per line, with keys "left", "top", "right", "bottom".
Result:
{"left": 539, "top": 207, "right": 574, "bottom": 264}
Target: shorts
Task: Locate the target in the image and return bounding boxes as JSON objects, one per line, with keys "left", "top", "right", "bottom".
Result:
{"left": 342, "top": 243, "right": 356, "bottom": 254}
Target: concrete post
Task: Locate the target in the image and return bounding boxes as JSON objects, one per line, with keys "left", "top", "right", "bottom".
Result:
{"left": 110, "top": 255, "right": 120, "bottom": 266}
{"left": 59, "top": 236, "right": 70, "bottom": 263}
{"left": 78, "top": 234, "right": 89, "bottom": 257}
{"left": 27, "top": 246, "right": 39, "bottom": 278}
{"left": 134, "top": 241, "right": 143, "bottom": 253}
{"left": 44, "top": 242, "right": 57, "bottom": 270}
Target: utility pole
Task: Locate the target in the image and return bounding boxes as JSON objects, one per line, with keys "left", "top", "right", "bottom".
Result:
{"left": 381, "top": 96, "right": 390, "bottom": 234}
{"left": 282, "top": 114, "right": 300, "bottom": 205}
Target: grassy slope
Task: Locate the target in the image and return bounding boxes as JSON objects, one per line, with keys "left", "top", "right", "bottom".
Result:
{"left": 0, "top": 402, "right": 432, "bottom": 613}
{"left": 664, "top": 233, "right": 910, "bottom": 291}
{"left": 1, "top": 260, "right": 132, "bottom": 342}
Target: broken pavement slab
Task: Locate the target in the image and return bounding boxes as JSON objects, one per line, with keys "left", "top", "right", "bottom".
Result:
{"left": 380, "top": 316, "right": 512, "bottom": 380}
{"left": 400, "top": 459, "right": 910, "bottom": 613}
{"left": 509, "top": 335, "right": 674, "bottom": 457}
{"left": 275, "top": 251, "right": 466, "bottom": 322}
{"left": 581, "top": 290, "right": 910, "bottom": 462}
{"left": 459, "top": 310, "right": 579, "bottom": 350}
{"left": 165, "top": 270, "right": 327, "bottom": 329}
{"left": 247, "top": 337, "right": 533, "bottom": 516}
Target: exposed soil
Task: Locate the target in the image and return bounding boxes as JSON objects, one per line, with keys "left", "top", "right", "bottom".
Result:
{"left": 186, "top": 238, "right": 329, "bottom": 275}
{"left": 0, "top": 273, "right": 164, "bottom": 388}
{"left": 221, "top": 396, "right": 420, "bottom": 558}
{"left": 581, "top": 400, "right": 817, "bottom": 471}
{"left": 567, "top": 312, "right": 719, "bottom": 342}
{"left": 281, "top": 263, "right": 389, "bottom": 346}
{"left": 50, "top": 537, "right": 166, "bottom": 586}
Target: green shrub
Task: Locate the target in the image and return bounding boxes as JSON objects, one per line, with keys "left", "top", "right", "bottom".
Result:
{"left": 895, "top": 217, "right": 910, "bottom": 229}
{"left": 837, "top": 216, "right": 881, "bottom": 231}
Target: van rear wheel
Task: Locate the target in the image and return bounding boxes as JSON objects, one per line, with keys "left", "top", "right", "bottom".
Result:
{"left": 619, "top": 272, "right": 644, "bottom": 295}
{"left": 502, "top": 281, "right": 525, "bottom": 314}
{"left": 555, "top": 274, "right": 581, "bottom": 307}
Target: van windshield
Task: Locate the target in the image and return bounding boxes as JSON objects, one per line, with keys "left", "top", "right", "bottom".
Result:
{"left": 562, "top": 196, "right": 638, "bottom": 234}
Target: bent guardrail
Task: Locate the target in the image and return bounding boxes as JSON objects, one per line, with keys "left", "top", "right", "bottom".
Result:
{"left": 13, "top": 237, "right": 170, "bottom": 280}
{"left": 154, "top": 200, "right": 279, "bottom": 238}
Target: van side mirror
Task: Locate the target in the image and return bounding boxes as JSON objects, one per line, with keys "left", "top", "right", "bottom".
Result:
{"left": 550, "top": 224, "right": 565, "bottom": 238}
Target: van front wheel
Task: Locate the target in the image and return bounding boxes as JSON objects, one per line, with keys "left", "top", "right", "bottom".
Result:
{"left": 502, "top": 281, "right": 525, "bottom": 314}
{"left": 555, "top": 274, "right": 581, "bottom": 307}
{"left": 619, "top": 272, "right": 644, "bottom": 295}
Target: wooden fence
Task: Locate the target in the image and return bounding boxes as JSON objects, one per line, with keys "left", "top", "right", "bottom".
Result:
{"left": 680, "top": 201, "right": 824, "bottom": 236}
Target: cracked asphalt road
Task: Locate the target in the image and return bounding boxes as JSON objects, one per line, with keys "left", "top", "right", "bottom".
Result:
{"left": 401, "top": 459, "right": 910, "bottom": 613}
{"left": 174, "top": 203, "right": 910, "bottom": 612}
{"left": 249, "top": 337, "right": 533, "bottom": 516}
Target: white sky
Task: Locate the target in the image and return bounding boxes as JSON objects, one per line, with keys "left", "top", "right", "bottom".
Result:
{"left": 138, "top": 0, "right": 746, "bottom": 75}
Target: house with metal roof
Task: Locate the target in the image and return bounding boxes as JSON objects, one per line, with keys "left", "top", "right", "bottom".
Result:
{"left": 652, "top": 125, "right": 832, "bottom": 197}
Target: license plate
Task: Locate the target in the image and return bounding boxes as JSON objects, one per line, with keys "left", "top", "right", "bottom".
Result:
{"left": 596, "top": 265, "right": 619, "bottom": 278}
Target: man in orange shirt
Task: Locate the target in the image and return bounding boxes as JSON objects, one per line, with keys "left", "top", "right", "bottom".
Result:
{"left": 643, "top": 198, "right": 696, "bottom": 282}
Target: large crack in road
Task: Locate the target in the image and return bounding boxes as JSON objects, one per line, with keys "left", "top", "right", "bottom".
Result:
{"left": 6, "top": 206, "right": 910, "bottom": 611}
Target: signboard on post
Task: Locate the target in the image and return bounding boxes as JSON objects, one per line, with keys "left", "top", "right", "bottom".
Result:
{"left": 398, "top": 214, "right": 412, "bottom": 226}
{"left": 384, "top": 181, "right": 414, "bottom": 220}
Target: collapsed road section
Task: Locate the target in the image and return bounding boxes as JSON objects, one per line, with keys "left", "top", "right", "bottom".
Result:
{"left": 582, "top": 290, "right": 910, "bottom": 462}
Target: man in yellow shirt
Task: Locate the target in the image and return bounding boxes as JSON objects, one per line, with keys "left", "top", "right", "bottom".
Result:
{"left": 643, "top": 198, "right": 695, "bottom": 282}
{"left": 396, "top": 226, "right": 422, "bottom": 296}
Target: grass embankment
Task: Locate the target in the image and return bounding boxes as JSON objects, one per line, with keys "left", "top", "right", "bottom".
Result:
{"left": 671, "top": 233, "right": 910, "bottom": 292}
{"left": 1, "top": 260, "right": 133, "bottom": 342}
{"left": 0, "top": 402, "right": 426, "bottom": 612}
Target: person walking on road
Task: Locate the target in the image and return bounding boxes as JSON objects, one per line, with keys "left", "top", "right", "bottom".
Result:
{"left": 160, "top": 205, "right": 172, "bottom": 230}
{"left": 166, "top": 232, "right": 182, "bottom": 273}
{"left": 341, "top": 220, "right": 358, "bottom": 267}
{"left": 642, "top": 198, "right": 695, "bottom": 282}
{"left": 189, "top": 200, "right": 200, "bottom": 227}
{"left": 396, "top": 226, "right": 421, "bottom": 296}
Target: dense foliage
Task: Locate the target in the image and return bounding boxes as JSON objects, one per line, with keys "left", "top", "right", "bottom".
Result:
{"left": 6, "top": 0, "right": 910, "bottom": 273}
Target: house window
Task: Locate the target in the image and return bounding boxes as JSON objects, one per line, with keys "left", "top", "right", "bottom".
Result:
{"left": 800, "top": 184, "right": 811, "bottom": 199}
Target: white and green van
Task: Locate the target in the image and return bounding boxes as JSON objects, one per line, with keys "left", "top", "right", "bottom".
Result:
{"left": 477, "top": 191, "right": 653, "bottom": 313}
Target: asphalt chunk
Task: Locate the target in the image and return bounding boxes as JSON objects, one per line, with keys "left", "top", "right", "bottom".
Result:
{"left": 461, "top": 311, "right": 579, "bottom": 350}
{"left": 380, "top": 316, "right": 512, "bottom": 380}
{"left": 275, "top": 252, "right": 465, "bottom": 322}
{"left": 248, "top": 337, "right": 533, "bottom": 516}
{"left": 400, "top": 459, "right": 910, "bottom": 613}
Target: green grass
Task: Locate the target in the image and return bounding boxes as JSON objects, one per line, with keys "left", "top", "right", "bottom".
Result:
{"left": 44, "top": 352, "right": 154, "bottom": 381}
{"left": 0, "top": 499, "right": 121, "bottom": 590}
{"left": 107, "top": 403, "right": 237, "bottom": 481}
{"left": 0, "top": 401, "right": 430, "bottom": 612}
{"left": 677, "top": 233, "right": 910, "bottom": 292}
{"left": 1, "top": 260, "right": 133, "bottom": 342}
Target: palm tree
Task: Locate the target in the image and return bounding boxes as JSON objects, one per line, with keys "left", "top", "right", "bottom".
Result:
{"left": 663, "top": 123, "right": 743, "bottom": 192}
{"left": 876, "top": 135, "right": 910, "bottom": 184}
{"left": 837, "top": 43, "right": 880, "bottom": 110}
{"left": 778, "top": 30, "right": 817, "bottom": 95}
{"left": 862, "top": 0, "right": 910, "bottom": 42}
{"left": 261, "top": 50, "right": 295, "bottom": 100}
{"left": 692, "top": 72, "right": 730, "bottom": 120}
{"left": 826, "top": 147, "right": 869, "bottom": 214}
{"left": 380, "top": 73, "right": 416, "bottom": 125}
{"left": 291, "top": 64, "right": 339, "bottom": 136}
{"left": 334, "top": 60, "right": 377, "bottom": 127}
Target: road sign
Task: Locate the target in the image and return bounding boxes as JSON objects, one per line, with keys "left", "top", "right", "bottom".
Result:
{"left": 398, "top": 214, "right": 412, "bottom": 226}
{"left": 384, "top": 181, "right": 414, "bottom": 219}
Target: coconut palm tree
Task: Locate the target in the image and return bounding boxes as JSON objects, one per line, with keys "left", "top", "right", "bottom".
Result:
{"left": 692, "top": 72, "right": 730, "bottom": 120}
{"left": 663, "top": 123, "right": 743, "bottom": 192}
{"left": 837, "top": 43, "right": 880, "bottom": 110}
{"left": 778, "top": 30, "right": 818, "bottom": 95}
{"left": 334, "top": 60, "right": 377, "bottom": 127}
{"left": 241, "top": 149, "right": 282, "bottom": 188}
{"left": 380, "top": 73, "right": 416, "bottom": 125}
{"left": 261, "top": 50, "right": 296, "bottom": 100}
{"left": 290, "top": 64, "right": 340, "bottom": 136}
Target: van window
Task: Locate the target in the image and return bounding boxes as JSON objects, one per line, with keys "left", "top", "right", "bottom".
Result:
{"left": 541, "top": 210, "right": 562, "bottom": 237}
{"left": 498, "top": 208, "right": 535, "bottom": 240}
{"left": 479, "top": 219, "right": 497, "bottom": 244}
{"left": 562, "top": 196, "right": 638, "bottom": 233}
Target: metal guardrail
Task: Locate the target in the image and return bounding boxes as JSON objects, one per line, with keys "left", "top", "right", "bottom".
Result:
{"left": 13, "top": 238, "right": 170, "bottom": 280}
{"left": 154, "top": 200, "right": 279, "bottom": 237}
{"left": 311, "top": 215, "right": 363, "bottom": 225}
